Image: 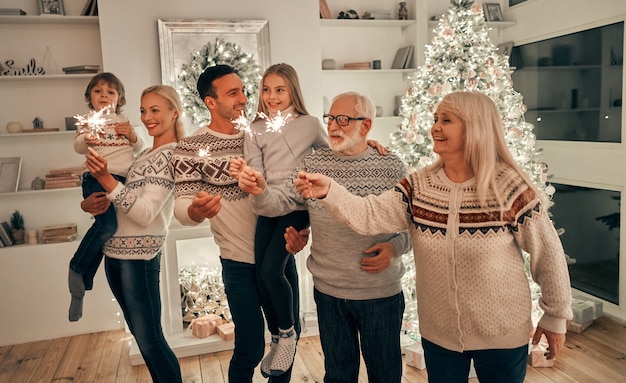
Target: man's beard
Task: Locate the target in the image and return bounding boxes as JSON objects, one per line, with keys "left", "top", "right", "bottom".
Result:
{"left": 329, "top": 129, "right": 362, "bottom": 153}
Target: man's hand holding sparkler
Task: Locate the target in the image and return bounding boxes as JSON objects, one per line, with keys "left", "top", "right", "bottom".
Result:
{"left": 188, "top": 191, "right": 222, "bottom": 222}
{"left": 237, "top": 166, "right": 267, "bottom": 196}
{"left": 229, "top": 157, "right": 247, "bottom": 180}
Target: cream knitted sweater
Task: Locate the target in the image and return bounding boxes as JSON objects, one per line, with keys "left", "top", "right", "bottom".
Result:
{"left": 321, "top": 163, "right": 573, "bottom": 352}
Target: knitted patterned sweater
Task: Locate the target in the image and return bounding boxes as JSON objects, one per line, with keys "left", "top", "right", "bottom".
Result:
{"left": 253, "top": 147, "right": 411, "bottom": 300}
{"left": 74, "top": 114, "right": 144, "bottom": 177}
{"left": 103, "top": 143, "right": 177, "bottom": 260}
{"left": 321, "top": 163, "right": 573, "bottom": 352}
{"left": 245, "top": 113, "right": 327, "bottom": 188}
{"left": 170, "top": 127, "right": 257, "bottom": 264}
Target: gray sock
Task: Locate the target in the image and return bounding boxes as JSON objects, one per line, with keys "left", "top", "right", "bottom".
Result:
{"left": 68, "top": 268, "right": 85, "bottom": 322}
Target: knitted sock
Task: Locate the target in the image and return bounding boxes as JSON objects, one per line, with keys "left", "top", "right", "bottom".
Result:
{"left": 270, "top": 326, "right": 296, "bottom": 376}
{"left": 68, "top": 268, "right": 85, "bottom": 322}
{"left": 260, "top": 334, "right": 279, "bottom": 378}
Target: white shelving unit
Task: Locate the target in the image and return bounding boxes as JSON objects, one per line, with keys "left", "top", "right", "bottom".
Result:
{"left": 319, "top": 0, "right": 426, "bottom": 146}
{"left": 0, "top": 13, "right": 116, "bottom": 346}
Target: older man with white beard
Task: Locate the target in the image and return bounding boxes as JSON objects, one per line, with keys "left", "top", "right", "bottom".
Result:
{"left": 236, "top": 91, "right": 411, "bottom": 383}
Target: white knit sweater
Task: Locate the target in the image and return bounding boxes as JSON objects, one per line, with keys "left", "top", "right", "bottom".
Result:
{"left": 321, "top": 163, "right": 573, "bottom": 352}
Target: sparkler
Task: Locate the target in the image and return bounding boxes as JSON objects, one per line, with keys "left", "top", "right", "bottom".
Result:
{"left": 74, "top": 104, "right": 114, "bottom": 140}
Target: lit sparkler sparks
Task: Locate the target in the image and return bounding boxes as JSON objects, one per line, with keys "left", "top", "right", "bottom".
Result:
{"left": 231, "top": 110, "right": 256, "bottom": 137}
{"left": 258, "top": 110, "right": 291, "bottom": 133}
{"left": 74, "top": 104, "right": 114, "bottom": 139}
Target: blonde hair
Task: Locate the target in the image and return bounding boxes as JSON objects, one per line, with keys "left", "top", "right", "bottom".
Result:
{"left": 254, "top": 63, "right": 309, "bottom": 121}
{"left": 141, "top": 85, "right": 185, "bottom": 141}
{"left": 433, "top": 91, "right": 541, "bottom": 208}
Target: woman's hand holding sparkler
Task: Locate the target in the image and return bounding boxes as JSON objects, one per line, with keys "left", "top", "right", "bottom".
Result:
{"left": 229, "top": 157, "right": 247, "bottom": 180}
{"left": 86, "top": 147, "right": 118, "bottom": 193}
{"left": 294, "top": 172, "right": 331, "bottom": 199}
{"left": 188, "top": 191, "right": 222, "bottom": 222}
{"left": 238, "top": 166, "right": 267, "bottom": 196}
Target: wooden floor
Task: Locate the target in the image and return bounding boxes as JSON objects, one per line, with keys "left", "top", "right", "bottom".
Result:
{"left": 1, "top": 315, "right": 625, "bottom": 382}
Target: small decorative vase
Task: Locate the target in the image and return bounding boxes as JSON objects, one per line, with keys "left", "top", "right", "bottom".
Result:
{"left": 31, "top": 177, "right": 46, "bottom": 190}
{"left": 322, "top": 59, "right": 337, "bottom": 70}
{"left": 6, "top": 121, "right": 23, "bottom": 134}
{"left": 12, "top": 229, "right": 25, "bottom": 245}
{"left": 398, "top": 2, "right": 408, "bottom": 20}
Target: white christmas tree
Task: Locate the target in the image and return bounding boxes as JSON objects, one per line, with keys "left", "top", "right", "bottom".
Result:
{"left": 391, "top": 0, "right": 561, "bottom": 341}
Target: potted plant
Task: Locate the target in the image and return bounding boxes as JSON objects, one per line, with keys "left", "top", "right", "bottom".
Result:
{"left": 10, "top": 210, "right": 25, "bottom": 245}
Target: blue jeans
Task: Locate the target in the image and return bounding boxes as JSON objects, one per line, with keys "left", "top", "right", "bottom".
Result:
{"left": 70, "top": 172, "right": 125, "bottom": 290}
{"left": 105, "top": 254, "right": 182, "bottom": 383}
{"left": 314, "top": 288, "right": 404, "bottom": 383}
{"left": 221, "top": 257, "right": 300, "bottom": 383}
{"left": 255, "top": 211, "right": 308, "bottom": 333}
{"left": 421, "top": 338, "right": 528, "bottom": 383}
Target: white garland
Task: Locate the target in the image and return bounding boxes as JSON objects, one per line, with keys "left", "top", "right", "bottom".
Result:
{"left": 177, "top": 38, "right": 263, "bottom": 127}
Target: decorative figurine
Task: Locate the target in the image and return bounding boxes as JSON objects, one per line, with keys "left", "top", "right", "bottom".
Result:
{"left": 31, "top": 177, "right": 46, "bottom": 190}
{"left": 398, "top": 2, "right": 408, "bottom": 20}
{"left": 33, "top": 117, "right": 44, "bottom": 129}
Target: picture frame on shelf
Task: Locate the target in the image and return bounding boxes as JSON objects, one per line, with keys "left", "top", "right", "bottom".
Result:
{"left": 497, "top": 41, "right": 514, "bottom": 57}
{"left": 0, "top": 157, "right": 21, "bottom": 193}
{"left": 483, "top": 3, "right": 503, "bottom": 22}
{"left": 38, "top": 0, "right": 65, "bottom": 16}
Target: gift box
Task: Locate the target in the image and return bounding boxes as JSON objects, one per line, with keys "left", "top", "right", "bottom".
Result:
{"left": 528, "top": 337, "right": 554, "bottom": 368}
{"left": 403, "top": 342, "right": 426, "bottom": 370}
{"left": 567, "top": 319, "right": 593, "bottom": 334}
{"left": 572, "top": 295, "right": 603, "bottom": 319}
{"left": 217, "top": 322, "right": 235, "bottom": 341}
{"left": 571, "top": 298, "right": 594, "bottom": 324}
{"left": 190, "top": 313, "right": 224, "bottom": 339}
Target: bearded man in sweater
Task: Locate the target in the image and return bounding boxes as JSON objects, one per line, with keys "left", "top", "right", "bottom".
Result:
{"left": 237, "top": 91, "right": 411, "bottom": 383}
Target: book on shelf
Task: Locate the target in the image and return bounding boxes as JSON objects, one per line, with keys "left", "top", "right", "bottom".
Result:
{"left": 343, "top": 62, "right": 372, "bottom": 70}
{"left": 0, "top": 8, "right": 26, "bottom": 15}
{"left": 81, "top": 0, "right": 98, "bottom": 16}
{"left": 0, "top": 221, "right": 15, "bottom": 246}
{"left": 62, "top": 65, "right": 100, "bottom": 74}
{"left": 391, "top": 45, "right": 414, "bottom": 69}
{"left": 47, "top": 166, "right": 85, "bottom": 176}
{"left": 44, "top": 179, "right": 81, "bottom": 189}
{"left": 41, "top": 223, "right": 77, "bottom": 239}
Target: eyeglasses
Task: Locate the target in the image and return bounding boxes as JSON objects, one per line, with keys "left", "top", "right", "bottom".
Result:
{"left": 323, "top": 114, "right": 366, "bottom": 127}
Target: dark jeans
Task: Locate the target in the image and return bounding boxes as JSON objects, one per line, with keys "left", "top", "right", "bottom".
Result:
{"left": 105, "top": 254, "right": 182, "bottom": 383}
{"left": 255, "top": 211, "right": 309, "bottom": 333}
{"left": 421, "top": 337, "right": 528, "bottom": 383}
{"left": 70, "top": 172, "right": 125, "bottom": 290}
{"left": 314, "top": 288, "right": 404, "bottom": 383}
{"left": 221, "top": 257, "right": 300, "bottom": 383}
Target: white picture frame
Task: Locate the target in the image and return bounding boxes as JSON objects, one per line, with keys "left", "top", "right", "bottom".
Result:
{"left": 0, "top": 157, "right": 22, "bottom": 193}
{"left": 483, "top": 3, "right": 503, "bottom": 22}
{"left": 38, "top": 0, "right": 65, "bottom": 16}
{"left": 497, "top": 41, "right": 514, "bottom": 57}
{"left": 157, "top": 19, "right": 271, "bottom": 126}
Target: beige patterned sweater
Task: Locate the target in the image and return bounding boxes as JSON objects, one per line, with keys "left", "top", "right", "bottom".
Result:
{"left": 321, "top": 163, "right": 573, "bottom": 352}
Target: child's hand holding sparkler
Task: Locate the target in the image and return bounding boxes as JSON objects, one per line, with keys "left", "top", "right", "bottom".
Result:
{"left": 229, "top": 157, "right": 247, "bottom": 180}
{"left": 237, "top": 166, "right": 266, "bottom": 196}
{"left": 114, "top": 118, "right": 138, "bottom": 143}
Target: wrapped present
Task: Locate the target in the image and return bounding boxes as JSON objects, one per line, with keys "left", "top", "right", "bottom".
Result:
{"left": 572, "top": 295, "right": 603, "bottom": 319}
{"left": 567, "top": 319, "right": 593, "bottom": 334}
{"left": 528, "top": 337, "right": 554, "bottom": 368}
{"left": 190, "top": 313, "right": 224, "bottom": 339}
{"left": 571, "top": 298, "right": 594, "bottom": 324}
{"left": 404, "top": 342, "right": 426, "bottom": 370}
{"left": 217, "top": 322, "right": 235, "bottom": 341}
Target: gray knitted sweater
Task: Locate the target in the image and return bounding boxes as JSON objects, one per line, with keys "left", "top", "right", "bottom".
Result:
{"left": 253, "top": 147, "right": 411, "bottom": 300}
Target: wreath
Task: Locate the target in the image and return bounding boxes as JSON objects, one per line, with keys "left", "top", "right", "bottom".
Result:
{"left": 177, "top": 38, "right": 262, "bottom": 126}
